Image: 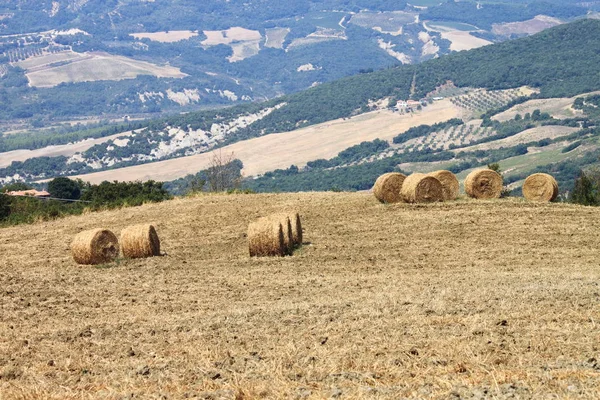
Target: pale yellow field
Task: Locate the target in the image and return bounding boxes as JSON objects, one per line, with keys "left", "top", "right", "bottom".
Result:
{"left": 15, "top": 51, "right": 83, "bottom": 70}
{"left": 70, "top": 100, "right": 462, "bottom": 183}
{"left": 493, "top": 97, "right": 579, "bottom": 122}
{"left": 441, "top": 31, "right": 492, "bottom": 52}
{"left": 492, "top": 16, "right": 562, "bottom": 36}
{"left": 201, "top": 27, "right": 262, "bottom": 46}
{"left": 130, "top": 31, "right": 199, "bottom": 43}
{"left": 26, "top": 53, "right": 186, "bottom": 88}
{"left": 1, "top": 193, "right": 600, "bottom": 398}
{"left": 455, "top": 125, "right": 579, "bottom": 152}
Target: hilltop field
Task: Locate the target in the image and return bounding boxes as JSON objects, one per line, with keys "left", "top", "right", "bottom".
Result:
{"left": 1, "top": 192, "right": 600, "bottom": 398}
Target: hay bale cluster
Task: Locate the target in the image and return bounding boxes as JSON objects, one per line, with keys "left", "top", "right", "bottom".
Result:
{"left": 72, "top": 224, "right": 161, "bottom": 265}
{"left": 523, "top": 173, "right": 558, "bottom": 202}
{"left": 372, "top": 170, "right": 458, "bottom": 204}
{"left": 373, "top": 168, "right": 558, "bottom": 203}
{"left": 248, "top": 212, "right": 303, "bottom": 257}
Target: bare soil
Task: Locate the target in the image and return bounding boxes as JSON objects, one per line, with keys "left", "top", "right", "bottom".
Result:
{"left": 1, "top": 193, "right": 600, "bottom": 398}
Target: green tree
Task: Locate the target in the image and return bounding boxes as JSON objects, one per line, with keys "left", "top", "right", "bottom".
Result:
{"left": 47, "top": 177, "right": 81, "bottom": 200}
{"left": 0, "top": 193, "right": 11, "bottom": 220}
{"left": 571, "top": 170, "right": 598, "bottom": 206}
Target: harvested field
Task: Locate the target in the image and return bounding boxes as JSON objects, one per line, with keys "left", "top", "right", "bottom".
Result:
{"left": 15, "top": 51, "right": 82, "bottom": 70}
{"left": 350, "top": 11, "right": 416, "bottom": 34}
{"left": 493, "top": 97, "right": 580, "bottom": 122}
{"left": 130, "top": 31, "right": 199, "bottom": 43}
{"left": 492, "top": 16, "right": 562, "bottom": 36}
{"left": 2, "top": 193, "right": 600, "bottom": 398}
{"left": 70, "top": 100, "right": 462, "bottom": 183}
{"left": 26, "top": 53, "right": 186, "bottom": 88}
{"left": 455, "top": 126, "right": 579, "bottom": 153}
{"left": 264, "top": 28, "right": 289, "bottom": 49}
{"left": 201, "top": 27, "right": 262, "bottom": 62}
{"left": 424, "top": 22, "right": 492, "bottom": 51}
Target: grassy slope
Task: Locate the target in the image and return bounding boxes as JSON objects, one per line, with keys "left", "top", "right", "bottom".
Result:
{"left": 2, "top": 192, "right": 600, "bottom": 398}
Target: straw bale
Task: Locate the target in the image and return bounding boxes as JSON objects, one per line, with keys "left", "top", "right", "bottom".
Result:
{"left": 428, "top": 170, "right": 459, "bottom": 201}
{"left": 287, "top": 211, "right": 303, "bottom": 246}
{"left": 71, "top": 228, "right": 119, "bottom": 265}
{"left": 373, "top": 172, "right": 406, "bottom": 203}
{"left": 523, "top": 173, "right": 558, "bottom": 202}
{"left": 270, "top": 213, "right": 294, "bottom": 255}
{"left": 464, "top": 169, "right": 503, "bottom": 199}
{"left": 248, "top": 217, "right": 286, "bottom": 257}
{"left": 400, "top": 173, "right": 444, "bottom": 203}
{"left": 120, "top": 224, "right": 161, "bottom": 259}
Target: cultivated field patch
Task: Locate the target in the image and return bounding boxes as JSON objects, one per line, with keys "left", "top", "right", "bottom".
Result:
{"left": 201, "top": 27, "right": 262, "bottom": 62}
{"left": 492, "top": 15, "right": 562, "bottom": 36}
{"left": 24, "top": 52, "right": 186, "bottom": 88}
{"left": 350, "top": 11, "right": 417, "bottom": 34}
{"left": 264, "top": 28, "right": 289, "bottom": 49}
{"left": 1, "top": 193, "right": 600, "bottom": 398}
{"left": 493, "top": 97, "right": 581, "bottom": 122}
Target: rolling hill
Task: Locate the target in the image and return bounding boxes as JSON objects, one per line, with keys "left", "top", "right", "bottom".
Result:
{"left": 3, "top": 19, "right": 600, "bottom": 195}
{"left": 2, "top": 192, "right": 600, "bottom": 397}
{"left": 0, "top": 0, "right": 592, "bottom": 129}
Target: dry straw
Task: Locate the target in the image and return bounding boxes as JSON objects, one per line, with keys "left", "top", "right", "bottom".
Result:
{"left": 287, "top": 211, "right": 303, "bottom": 246}
{"left": 71, "top": 228, "right": 119, "bottom": 265}
{"left": 248, "top": 217, "right": 286, "bottom": 257}
{"left": 465, "top": 169, "right": 503, "bottom": 199}
{"left": 270, "top": 214, "right": 294, "bottom": 255}
{"left": 523, "top": 173, "right": 558, "bottom": 202}
{"left": 120, "top": 224, "right": 161, "bottom": 258}
{"left": 400, "top": 173, "right": 444, "bottom": 203}
{"left": 373, "top": 172, "right": 406, "bottom": 203}
{"left": 428, "top": 170, "right": 459, "bottom": 201}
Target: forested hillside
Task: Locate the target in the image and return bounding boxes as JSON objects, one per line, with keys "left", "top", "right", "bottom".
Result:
{"left": 0, "top": 0, "right": 591, "bottom": 129}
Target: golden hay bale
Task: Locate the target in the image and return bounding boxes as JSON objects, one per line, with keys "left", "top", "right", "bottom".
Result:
{"left": 71, "top": 228, "right": 119, "bottom": 265}
{"left": 120, "top": 224, "right": 161, "bottom": 259}
{"left": 287, "top": 211, "right": 303, "bottom": 246}
{"left": 270, "top": 213, "right": 294, "bottom": 255}
{"left": 373, "top": 172, "right": 406, "bottom": 203}
{"left": 400, "top": 173, "right": 444, "bottom": 203}
{"left": 248, "top": 217, "right": 286, "bottom": 257}
{"left": 523, "top": 173, "right": 558, "bottom": 202}
{"left": 464, "top": 169, "right": 504, "bottom": 199}
{"left": 428, "top": 170, "right": 459, "bottom": 201}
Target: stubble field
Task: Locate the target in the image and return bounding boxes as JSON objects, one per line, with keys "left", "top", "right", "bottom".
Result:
{"left": 1, "top": 192, "right": 600, "bottom": 398}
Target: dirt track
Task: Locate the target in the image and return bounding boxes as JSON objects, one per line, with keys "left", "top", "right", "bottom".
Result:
{"left": 1, "top": 193, "right": 600, "bottom": 398}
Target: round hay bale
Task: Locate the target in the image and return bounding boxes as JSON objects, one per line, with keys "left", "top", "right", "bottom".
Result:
{"left": 248, "top": 217, "right": 286, "bottom": 257}
{"left": 270, "top": 214, "right": 294, "bottom": 255}
{"left": 400, "top": 173, "right": 444, "bottom": 203}
{"left": 373, "top": 172, "right": 406, "bottom": 203}
{"left": 287, "top": 211, "right": 303, "bottom": 246}
{"left": 120, "top": 224, "right": 161, "bottom": 259}
{"left": 428, "top": 170, "right": 459, "bottom": 201}
{"left": 71, "top": 228, "right": 119, "bottom": 265}
{"left": 523, "top": 173, "right": 558, "bottom": 202}
{"left": 464, "top": 169, "right": 503, "bottom": 199}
